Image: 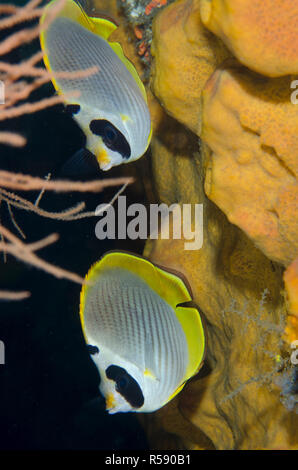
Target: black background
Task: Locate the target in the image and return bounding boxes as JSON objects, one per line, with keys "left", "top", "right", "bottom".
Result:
{"left": 0, "top": 2, "right": 149, "bottom": 449}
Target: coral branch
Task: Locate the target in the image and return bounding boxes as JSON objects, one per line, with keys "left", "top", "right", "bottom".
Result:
{"left": 0, "top": 131, "right": 26, "bottom": 147}
{"left": 0, "top": 181, "right": 131, "bottom": 296}
{"left": 0, "top": 224, "right": 85, "bottom": 284}
{"left": 0, "top": 181, "right": 131, "bottom": 221}
{"left": 0, "top": 0, "right": 97, "bottom": 144}
{"left": 0, "top": 170, "right": 134, "bottom": 193}
{"left": 0, "top": 1, "right": 134, "bottom": 300}
{"left": 0, "top": 0, "right": 64, "bottom": 55}
{"left": 0, "top": 290, "right": 30, "bottom": 300}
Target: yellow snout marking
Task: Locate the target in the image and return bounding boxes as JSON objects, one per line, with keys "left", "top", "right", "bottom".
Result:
{"left": 105, "top": 392, "right": 116, "bottom": 410}
{"left": 96, "top": 147, "right": 110, "bottom": 166}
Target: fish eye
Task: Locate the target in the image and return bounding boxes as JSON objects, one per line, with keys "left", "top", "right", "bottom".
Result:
{"left": 117, "top": 376, "right": 129, "bottom": 391}
{"left": 106, "top": 365, "right": 144, "bottom": 408}
{"left": 104, "top": 125, "right": 117, "bottom": 144}
{"left": 89, "top": 119, "right": 131, "bottom": 160}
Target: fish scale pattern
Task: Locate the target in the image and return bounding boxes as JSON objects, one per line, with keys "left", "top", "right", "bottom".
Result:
{"left": 45, "top": 17, "right": 151, "bottom": 159}
{"left": 83, "top": 268, "right": 188, "bottom": 403}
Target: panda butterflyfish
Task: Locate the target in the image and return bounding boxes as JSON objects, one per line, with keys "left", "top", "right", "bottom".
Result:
{"left": 40, "top": 0, "right": 152, "bottom": 171}
{"left": 79, "top": 252, "right": 206, "bottom": 413}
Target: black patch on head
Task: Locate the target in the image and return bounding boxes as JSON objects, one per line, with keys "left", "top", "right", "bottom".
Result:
{"left": 106, "top": 365, "right": 144, "bottom": 408}
{"left": 89, "top": 119, "right": 131, "bottom": 160}
{"left": 65, "top": 104, "right": 81, "bottom": 115}
{"left": 87, "top": 344, "right": 99, "bottom": 355}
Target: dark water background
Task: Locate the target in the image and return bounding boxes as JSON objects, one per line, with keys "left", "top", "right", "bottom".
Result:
{"left": 0, "top": 4, "right": 149, "bottom": 449}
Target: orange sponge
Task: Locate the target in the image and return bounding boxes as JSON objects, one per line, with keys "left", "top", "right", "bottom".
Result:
{"left": 200, "top": 0, "right": 298, "bottom": 77}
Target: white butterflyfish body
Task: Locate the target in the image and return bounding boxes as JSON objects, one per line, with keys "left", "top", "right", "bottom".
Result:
{"left": 40, "top": 0, "right": 152, "bottom": 170}
{"left": 79, "top": 252, "right": 205, "bottom": 414}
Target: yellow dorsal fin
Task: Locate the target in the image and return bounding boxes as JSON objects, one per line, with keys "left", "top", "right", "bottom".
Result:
{"left": 86, "top": 15, "right": 117, "bottom": 41}
{"left": 41, "top": 0, "right": 116, "bottom": 38}
{"left": 86, "top": 252, "right": 192, "bottom": 308}
{"left": 80, "top": 252, "right": 205, "bottom": 375}
{"left": 80, "top": 251, "right": 190, "bottom": 336}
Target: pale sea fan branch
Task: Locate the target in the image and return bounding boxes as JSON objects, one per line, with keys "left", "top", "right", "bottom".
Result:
{"left": 0, "top": 1, "right": 134, "bottom": 300}
{"left": 0, "top": 1, "right": 44, "bottom": 32}
{"left": 0, "top": 0, "right": 97, "bottom": 144}
{"left": 0, "top": 131, "right": 26, "bottom": 146}
{"left": 0, "top": 171, "right": 134, "bottom": 193}
{"left": 0, "top": 180, "right": 133, "bottom": 299}
{"left": 0, "top": 181, "right": 130, "bottom": 221}
{"left": 0, "top": 290, "right": 30, "bottom": 300}
{"left": 0, "top": 0, "right": 64, "bottom": 55}
{"left": 0, "top": 224, "right": 85, "bottom": 285}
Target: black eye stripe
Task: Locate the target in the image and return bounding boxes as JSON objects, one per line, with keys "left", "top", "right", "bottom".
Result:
{"left": 87, "top": 344, "right": 99, "bottom": 355}
{"left": 65, "top": 104, "right": 81, "bottom": 115}
{"left": 89, "top": 119, "right": 131, "bottom": 160}
{"left": 106, "top": 365, "right": 144, "bottom": 408}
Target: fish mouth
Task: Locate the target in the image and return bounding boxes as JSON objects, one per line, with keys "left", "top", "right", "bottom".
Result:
{"left": 105, "top": 392, "right": 116, "bottom": 412}
{"left": 99, "top": 161, "right": 113, "bottom": 171}
{"left": 96, "top": 145, "right": 112, "bottom": 170}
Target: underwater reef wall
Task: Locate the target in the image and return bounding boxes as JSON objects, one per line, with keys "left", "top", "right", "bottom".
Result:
{"left": 201, "top": 65, "right": 298, "bottom": 268}
{"left": 96, "top": 0, "right": 298, "bottom": 449}
{"left": 199, "top": 0, "right": 298, "bottom": 77}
